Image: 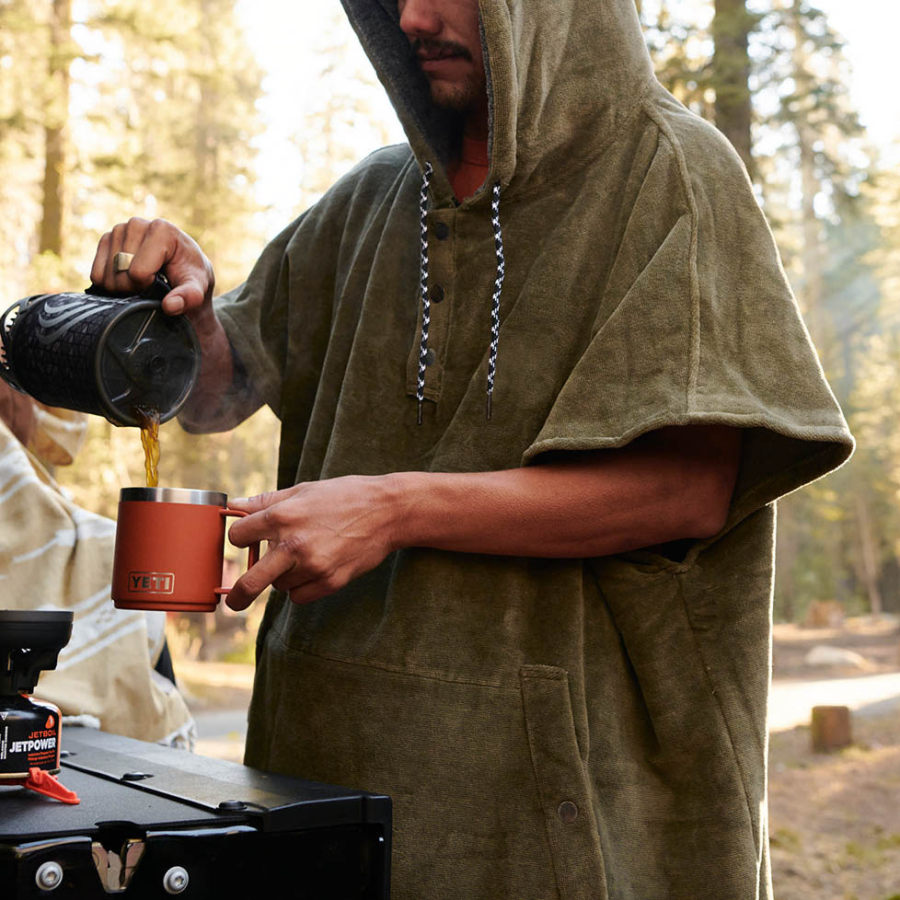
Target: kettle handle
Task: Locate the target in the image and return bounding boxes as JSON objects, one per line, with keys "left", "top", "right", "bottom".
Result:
{"left": 85, "top": 271, "right": 172, "bottom": 301}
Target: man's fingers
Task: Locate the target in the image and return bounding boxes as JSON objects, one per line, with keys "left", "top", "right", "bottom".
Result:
{"left": 225, "top": 544, "right": 294, "bottom": 611}
{"left": 161, "top": 277, "right": 207, "bottom": 315}
{"left": 228, "top": 488, "right": 296, "bottom": 516}
{"left": 109, "top": 219, "right": 147, "bottom": 286}
{"left": 162, "top": 292, "right": 186, "bottom": 315}
{"left": 90, "top": 231, "right": 112, "bottom": 285}
{"left": 89, "top": 218, "right": 154, "bottom": 293}
{"left": 89, "top": 218, "right": 212, "bottom": 310}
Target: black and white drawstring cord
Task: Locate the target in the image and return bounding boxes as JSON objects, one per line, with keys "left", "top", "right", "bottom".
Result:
{"left": 416, "top": 161, "right": 434, "bottom": 425}
{"left": 486, "top": 181, "right": 505, "bottom": 420}
{"left": 416, "top": 163, "right": 505, "bottom": 424}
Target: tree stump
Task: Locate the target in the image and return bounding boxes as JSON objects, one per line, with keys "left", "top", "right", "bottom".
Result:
{"left": 810, "top": 705, "right": 852, "bottom": 753}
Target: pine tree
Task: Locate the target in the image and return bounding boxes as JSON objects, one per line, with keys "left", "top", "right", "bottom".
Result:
{"left": 710, "top": 0, "right": 759, "bottom": 174}
{"left": 640, "top": 0, "right": 714, "bottom": 118}
{"left": 754, "top": 1, "right": 875, "bottom": 617}
{"left": 38, "top": 0, "right": 74, "bottom": 258}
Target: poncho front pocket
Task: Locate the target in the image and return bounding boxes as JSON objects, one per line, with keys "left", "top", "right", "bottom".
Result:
{"left": 520, "top": 664, "right": 609, "bottom": 900}
{"left": 246, "top": 642, "right": 593, "bottom": 900}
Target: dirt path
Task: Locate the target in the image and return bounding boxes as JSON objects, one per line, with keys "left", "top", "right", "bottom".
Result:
{"left": 769, "top": 711, "right": 900, "bottom": 900}
{"left": 769, "top": 616, "right": 900, "bottom": 899}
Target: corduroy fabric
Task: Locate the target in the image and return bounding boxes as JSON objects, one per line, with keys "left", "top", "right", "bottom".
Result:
{"left": 213, "top": 1, "right": 853, "bottom": 897}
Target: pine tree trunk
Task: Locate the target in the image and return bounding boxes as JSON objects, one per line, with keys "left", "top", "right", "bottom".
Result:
{"left": 712, "top": 0, "right": 754, "bottom": 177}
{"left": 38, "top": 0, "right": 72, "bottom": 256}
{"left": 854, "top": 492, "right": 884, "bottom": 616}
{"left": 791, "top": 0, "right": 826, "bottom": 348}
{"left": 775, "top": 498, "right": 799, "bottom": 622}
{"left": 190, "top": 0, "right": 216, "bottom": 251}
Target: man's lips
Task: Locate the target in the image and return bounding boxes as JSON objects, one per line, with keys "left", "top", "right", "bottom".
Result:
{"left": 418, "top": 53, "right": 467, "bottom": 71}
{"left": 413, "top": 39, "right": 472, "bottom": 69}
{"left": 418, "top": 49, "right": 463, "bottom": 62}
{"left": 417, "top": 52, "right": 471, "bottom": 79}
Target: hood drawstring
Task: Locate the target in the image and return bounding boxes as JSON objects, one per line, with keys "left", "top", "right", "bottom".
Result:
{"left": 487, "top": 181, "right": 505, "bottom": 420}
{"left": 417, "top": 163, "right": 505, "bottom": 424}
{"left": 416, "top": 162, "right": 433, "bottom": 426}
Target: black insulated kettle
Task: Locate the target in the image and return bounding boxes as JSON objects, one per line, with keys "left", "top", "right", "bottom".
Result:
{"left": 0, "top": 275, "right": 199, "bottom": 427}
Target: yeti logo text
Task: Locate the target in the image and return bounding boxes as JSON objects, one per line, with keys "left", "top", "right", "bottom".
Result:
{"left": 129, "top": 572, "right": 175, "bottom": 594}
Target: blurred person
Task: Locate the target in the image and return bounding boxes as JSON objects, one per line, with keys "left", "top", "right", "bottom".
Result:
{"left": 89, "top": 0, "right": 853, "bottom": 896}
{"left": 0, "top": 379, "right": 194, "bottom": 746}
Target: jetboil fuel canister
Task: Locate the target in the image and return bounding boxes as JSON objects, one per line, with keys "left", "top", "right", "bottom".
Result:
{"left": 0, "top": 694, "right": 62, "bottom": 779}
{"left": 0, "top": 275, "right": 199, "bottom": 427}
{"left": 0, "top": 610, "right": 78, "bottom": 803}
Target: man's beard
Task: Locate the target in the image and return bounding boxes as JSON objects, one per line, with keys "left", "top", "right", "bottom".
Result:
{"left": 412, "top": 37, "right": 483, "bottom": 114}
{"left": 428, "top": 71, "right": 482, "bottom": 113}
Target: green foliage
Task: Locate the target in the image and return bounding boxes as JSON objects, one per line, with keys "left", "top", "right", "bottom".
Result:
{"left": 0, "top": 0, "right": 281, "bottom": 515}
{"left": 640, "top": 1, "right": 716, "bottom": 116}
{"left": 70, "top": 0, "right": 266, "bottom": 289}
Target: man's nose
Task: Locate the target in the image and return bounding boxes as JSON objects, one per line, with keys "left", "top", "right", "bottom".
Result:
{"left": 399, "top": 0, "right": 442, "bottom": 38}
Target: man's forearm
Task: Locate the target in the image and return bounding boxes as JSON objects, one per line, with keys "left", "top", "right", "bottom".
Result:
{"left": 385, "top": 426, "right": 741, "bottom": 559}
{"left": 178, "top": 308, "right": 260, "bottom": 433}
{"left": 224, "top": 425, "right": 741, "bottom": 608}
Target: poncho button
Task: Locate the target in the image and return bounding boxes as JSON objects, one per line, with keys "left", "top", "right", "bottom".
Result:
{"left": 431, "top": 284, "right": 445, "bottom": 303}
{"left": 557, "top": 800, "right": 579, "bottom": 824}
{"left": 433, "top": 221, "right": 450, "bottom": 240}
{"left": 424, "top": 349, "right": 437, "bottom": 366}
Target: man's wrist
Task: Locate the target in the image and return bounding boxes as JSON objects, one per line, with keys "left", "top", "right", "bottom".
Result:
{"left": 380, "top": 470, "right": 431, "bottom": 553}
{"left": 184, "top": 301, "right": 220, "bottom": 341}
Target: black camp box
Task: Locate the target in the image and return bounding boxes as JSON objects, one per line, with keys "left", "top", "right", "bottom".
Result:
{"left": 0, "top": 728, "right": 391, "bottom": 898}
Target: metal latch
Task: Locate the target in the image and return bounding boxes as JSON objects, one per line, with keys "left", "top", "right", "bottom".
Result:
{"left": 91, "top": 838, "right": 145, "bottom": 893}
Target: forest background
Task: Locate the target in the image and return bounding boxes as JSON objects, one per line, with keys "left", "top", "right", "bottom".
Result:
{"left": 1, "top": 0, "right": 899, "bottom": 626}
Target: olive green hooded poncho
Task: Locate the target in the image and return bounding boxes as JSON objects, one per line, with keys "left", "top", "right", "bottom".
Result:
{"left": 215, "top": 1, "right": 854, "bottom": 897}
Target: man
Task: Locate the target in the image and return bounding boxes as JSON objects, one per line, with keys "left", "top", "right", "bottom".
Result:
{"left": 91, "top": 0, "right": 853, "bottom": 897}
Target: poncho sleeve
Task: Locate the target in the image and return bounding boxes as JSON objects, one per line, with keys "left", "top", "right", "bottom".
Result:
{"left": 522, "top": 115, "right": 853, "bottom": 527}
{"left": 212, "top": 215, "right": 302, "bottom": 421}
{"left": 213, "top": 150, "right": 390, "bottom": 429}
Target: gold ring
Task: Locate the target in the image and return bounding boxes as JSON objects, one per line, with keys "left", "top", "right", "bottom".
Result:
{"left": 113, "top": 251, "right": 135, "bottom": 273}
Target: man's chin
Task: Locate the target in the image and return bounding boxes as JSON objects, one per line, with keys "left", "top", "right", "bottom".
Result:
{"left": 428, "top": 81, "right": 476, "bottom": 114}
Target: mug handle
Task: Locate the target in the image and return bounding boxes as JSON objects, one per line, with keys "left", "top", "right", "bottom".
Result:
{"left": 214, "top": 508, "right": 261, "bottom": 597}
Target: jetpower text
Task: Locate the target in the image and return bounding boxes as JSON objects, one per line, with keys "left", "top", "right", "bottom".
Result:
{"left": 9, "top": 737, "right": 56, "bottom": 754}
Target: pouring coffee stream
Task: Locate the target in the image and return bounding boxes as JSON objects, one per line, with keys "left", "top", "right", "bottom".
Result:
{"left": 137, "top": 407, "right": 161, "bottom": 488}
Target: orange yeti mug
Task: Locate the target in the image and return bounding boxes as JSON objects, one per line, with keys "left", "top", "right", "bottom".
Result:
{"left": 112, "top": 487, "right": 260, "bottom": 612}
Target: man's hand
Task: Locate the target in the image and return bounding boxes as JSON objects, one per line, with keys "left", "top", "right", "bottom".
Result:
{"left": 91, "top": 218, "right": 250, "bottom": 431}
{"left": 222, "top": 425, "right": 742, "bottom": 611}
{"left": 90, "top": 217, "right": 215, "bottom": 319}
{"left": 225, "top": 476, "right": 403, "bottom": 610}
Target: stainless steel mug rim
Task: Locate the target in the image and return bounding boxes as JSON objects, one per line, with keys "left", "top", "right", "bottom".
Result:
{"left": 119, "top": 487, "right": 228, "bottom": 506}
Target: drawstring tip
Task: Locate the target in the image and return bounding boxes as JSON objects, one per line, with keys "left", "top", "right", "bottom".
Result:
{"left": 417, "top": 399, "right": 424, "bottom": 425}
{"left": 485, "top": 392, "right": 493, "bottom": 421}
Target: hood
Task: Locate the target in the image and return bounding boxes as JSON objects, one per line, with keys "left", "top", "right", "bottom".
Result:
{"left": 340, "top": 0, "right": 657, "bottom": 203}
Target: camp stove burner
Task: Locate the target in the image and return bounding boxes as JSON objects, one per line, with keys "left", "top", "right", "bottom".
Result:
{"left": 0, "top": 610, "right": 79, "bottom": 803}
